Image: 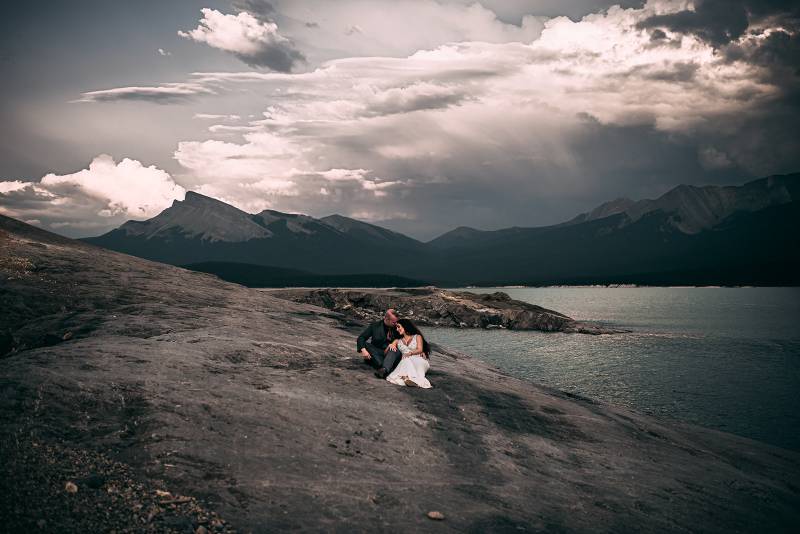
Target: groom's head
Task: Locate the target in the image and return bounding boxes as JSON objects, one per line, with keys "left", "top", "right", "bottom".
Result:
{"left": 383, "top": 308, "right": 398, "bottom": 327}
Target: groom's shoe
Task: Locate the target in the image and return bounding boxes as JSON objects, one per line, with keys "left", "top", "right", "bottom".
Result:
{"left": 374, "top": 368, "right": 388, "bottom": 379}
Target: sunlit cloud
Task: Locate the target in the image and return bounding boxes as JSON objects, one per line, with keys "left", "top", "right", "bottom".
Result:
{"left": 0, "top": 155, "right": 185, "bottom": 232}
{"left": 179, "top": 8, "right": 304, "bottom": 71}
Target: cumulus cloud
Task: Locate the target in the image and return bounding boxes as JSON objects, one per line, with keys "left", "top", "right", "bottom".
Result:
{"left": 25, "top": 0, "right": 800, "bottom": 238}
{"left": 159, "top": 1, "right": 798, "bottom": 236}
{"left": 362, "top": 82, "right": 474, "bottom": 116}
{"left": 0, "top": 180, "right": 28, "bottom": 194}
{"left": 317, "top": 168, "right": 402, "bottom": 197}
{"left": 0, "top": 155, "right": 185, "bottom": 236}
{"left": 176, "top": 3, "right": 780, "bottom": 130}
{"left": 178, "top": 8, "right": 305, "bottom": 71}
{"left": 269, "top": 0, "right": 545, "bottom": 61}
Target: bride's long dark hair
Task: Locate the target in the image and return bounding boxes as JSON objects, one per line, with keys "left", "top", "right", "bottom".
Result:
{"left": 396, "top": 318, "right": 431, "bottom": 356}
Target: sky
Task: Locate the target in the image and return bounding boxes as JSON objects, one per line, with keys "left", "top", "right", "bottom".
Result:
{"left": 0, "top": 0, "right": 798, "bottom": 240}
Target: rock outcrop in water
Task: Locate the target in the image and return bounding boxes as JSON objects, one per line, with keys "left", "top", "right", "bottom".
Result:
{"left": 269, "top": 287, "right": 626, "bottom": 334}
{"left": 1, "top": 214, "right": 799, "bottom": 532}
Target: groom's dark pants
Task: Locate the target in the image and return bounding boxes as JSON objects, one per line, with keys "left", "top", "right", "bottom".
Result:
{"left": 364, "top": 342, "right": 401, "bottom": 372}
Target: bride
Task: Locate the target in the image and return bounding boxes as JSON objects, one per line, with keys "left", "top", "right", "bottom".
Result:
{"left": 385, "top": 318, "right": 432, "bottom": 388}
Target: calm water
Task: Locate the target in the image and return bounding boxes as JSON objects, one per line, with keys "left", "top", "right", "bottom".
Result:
{"left": 429, "top": 287, "right": 800, "bottom": 451}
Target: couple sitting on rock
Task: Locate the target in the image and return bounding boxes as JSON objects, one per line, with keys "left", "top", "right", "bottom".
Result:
{"left": 357, "top": 308, "right": 432, "bottom": 388}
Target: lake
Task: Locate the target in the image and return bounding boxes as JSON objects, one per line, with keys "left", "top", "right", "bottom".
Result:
{"left": 428, "top": 287, "right": 800, "bottom": 451}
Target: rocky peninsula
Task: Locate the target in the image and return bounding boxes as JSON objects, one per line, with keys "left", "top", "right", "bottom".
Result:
{"left": 268, "top": 287, "right": 626, "bottom": 334}
{"left": 1, "top": 214, "right": 798, "bottom": 533}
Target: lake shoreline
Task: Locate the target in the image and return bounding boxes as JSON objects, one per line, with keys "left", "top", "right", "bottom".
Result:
{"left": 427, "top": 285, "right": 800, "bottom": 452}
{"left": 268, "top": 287, "right": 629, "bottom": 334}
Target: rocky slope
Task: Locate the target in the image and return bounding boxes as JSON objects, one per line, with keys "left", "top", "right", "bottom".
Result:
{"left": 268, "top": 287, "right": 625, "bottom": 334}
{"left": 2, "top": 214, "right": 799, "bottom": 532}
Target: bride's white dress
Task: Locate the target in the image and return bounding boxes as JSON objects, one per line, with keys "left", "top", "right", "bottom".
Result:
{"left": 386, "top": 334, "right": 432, "bottom": 388}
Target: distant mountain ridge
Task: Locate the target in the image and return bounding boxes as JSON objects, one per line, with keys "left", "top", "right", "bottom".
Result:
{"left": 84, "top": 191, "right": 427, "bottom": 275}
{"left": 83, "top": 173, "right": 800, "bottom": 286}
{"left": 428, "top": 173, "right": 800, "bottom": 250}
{"left": 432, "top": 173, "right": 800, "bottom": 247}
{"left": 565, "top": 174, "right": 800, "bottom": 233}
{"left": 118, "top": 191, "right": 271, "bottom": 242}
{"left": 117, "top": 191, "right": 407, "bottom": 244}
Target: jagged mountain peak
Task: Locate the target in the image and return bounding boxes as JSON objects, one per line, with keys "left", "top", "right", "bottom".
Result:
{"left": 91, "top": 190, "right": 426, "bottom": 252}
{"left": 254, "top": 208, "right": 325, "bottom": 235}
{"left": 565, "top": 197, "right": 635, "bottom": 226}
{"left": 117, "top": 191, "right": 270, "bottom": 243}
{"left": 570, "top": 173, "right": 799, "bottom": 234}
{"left": 183, "top": 190, "right": 224, "bottom": 204}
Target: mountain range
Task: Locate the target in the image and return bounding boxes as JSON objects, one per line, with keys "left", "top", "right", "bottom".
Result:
{"left": 83, "top": 173, "right": 800, "bottom": 286}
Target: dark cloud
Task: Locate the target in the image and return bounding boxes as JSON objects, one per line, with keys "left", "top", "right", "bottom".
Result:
{"left": 235, "top": 43, "right": 305, "bottom": 72}
{"left": 77, "top": 84, "right": 215, "bottom": 104}
{"left": 636, "top": 0, "right": 800, "bottom": 166}
{"left": 649, "top": 28, "right": 667, "bottom": 41}
{"left": 362, "top": 87, "right": 472, "bottom": 117}
{"left": 750, "top": 30, "right": 800, "bottom": 69}
{"left": 637, "top": 0, "right": 749, "bottom": 46}
{"left": 609, "top": 61, "right": 700, "bottom": 84}
{"left": 642, "top": 62, "right": 700, "bottom": 83}
{"left": 725, "top": 28, "right": 800, "bottom": 75}
{"left": 298, "top": 120, "right": 751, "bottom": 240}
{"left": 638, "top": 0, "right": 800, "bottom": 46}
{"left": 233, "top": 0, "right": 275, "bottom": 21}
{"left": 79, "top": 93, "right": 190, "bottom": 104}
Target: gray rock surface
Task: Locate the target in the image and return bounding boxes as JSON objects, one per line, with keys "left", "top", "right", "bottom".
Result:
{"left": 1, "top": 214, "right": 799, "bottom": 532}
{"left": 268, "top": 287, "right": 627, "bottom": 334}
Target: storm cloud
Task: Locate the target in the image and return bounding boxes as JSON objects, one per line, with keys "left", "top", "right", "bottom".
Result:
{"left": 1, "top": 0, "right": 799, "bottom": 239}
{"left": 638, "top": 0, "right": 800, "bottom": 46}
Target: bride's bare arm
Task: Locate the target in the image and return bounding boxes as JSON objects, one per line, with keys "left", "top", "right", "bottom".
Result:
{"left": 406, "top": 335, "right": 425, "bottom": 356}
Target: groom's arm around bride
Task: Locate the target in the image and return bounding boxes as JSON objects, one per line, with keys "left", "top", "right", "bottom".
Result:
{"left": 356, "top": 308, "right": 402, "bottom": 378}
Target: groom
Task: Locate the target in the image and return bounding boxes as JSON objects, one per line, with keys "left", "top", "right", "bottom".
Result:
{"left": 357, "top": 308, "right": 402, "bottom": 379}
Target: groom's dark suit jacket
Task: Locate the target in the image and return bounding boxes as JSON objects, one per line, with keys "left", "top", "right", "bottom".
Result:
{"left": 356, "top": 320, "right": 395, "bottom": 352}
